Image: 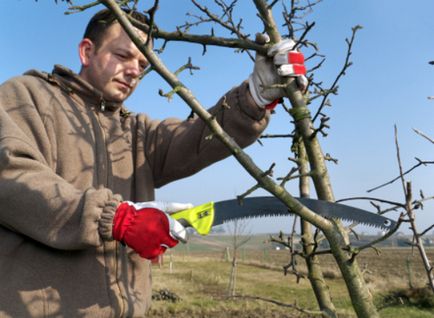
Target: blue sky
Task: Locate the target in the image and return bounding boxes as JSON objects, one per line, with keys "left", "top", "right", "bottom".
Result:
{"left": 1, "top": 1, "right": 433, "bottom": 234}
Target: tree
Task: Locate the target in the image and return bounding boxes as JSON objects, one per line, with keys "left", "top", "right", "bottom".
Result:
{"left": 365, "top": 126, "right": 434, "bottom": 292}
{"left": 61, "top": 0, "right": 431, "bottom": 317}
{"left": 225, "top": 219, "right": 251, "bottom": 297}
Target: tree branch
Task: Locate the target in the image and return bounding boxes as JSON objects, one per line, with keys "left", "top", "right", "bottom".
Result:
{"left": 367, "top": 157, "right": 434, "bottom": 193}
{"left": 413, "top": 128, "right": 434, "bottom": 144}
{"left": 311, "top": 25, "right": 362, "bottom": 123}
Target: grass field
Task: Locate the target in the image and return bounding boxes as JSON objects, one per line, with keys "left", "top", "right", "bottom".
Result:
{"left": 147, "top": 235, "right": 434, "bottom": 317}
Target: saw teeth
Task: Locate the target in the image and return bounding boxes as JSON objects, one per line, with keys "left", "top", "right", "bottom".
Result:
{"left": 319, "top": 217, "right": 386, "bottom": 230}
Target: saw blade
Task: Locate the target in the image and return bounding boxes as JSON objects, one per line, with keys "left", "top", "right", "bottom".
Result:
{"left": 213, "top": 196, "right": 397, "bottom": 231}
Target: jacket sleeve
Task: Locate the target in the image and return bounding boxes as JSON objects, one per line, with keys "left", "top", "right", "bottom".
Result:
{"left": 0, "top": 79, "right": 120, "bottom": 250}
{"left": 141, "top": 81, "right": 270, "bottom": 188}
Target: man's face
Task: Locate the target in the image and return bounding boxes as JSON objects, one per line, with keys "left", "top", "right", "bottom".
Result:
{"left": 79, "top": 23, "right": 150, "bottom": 103}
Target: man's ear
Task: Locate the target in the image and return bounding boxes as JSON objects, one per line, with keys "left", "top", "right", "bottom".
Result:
{"left": 78, "top": 38, "right": 95, "bottom": 67}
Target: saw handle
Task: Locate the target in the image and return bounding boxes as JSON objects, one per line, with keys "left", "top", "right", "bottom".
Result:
{"left": 171, "top": 202, "right": 214, "bottom": 236}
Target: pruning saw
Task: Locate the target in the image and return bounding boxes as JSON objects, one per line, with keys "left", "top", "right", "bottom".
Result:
{"left": 171, "top": 196, "right": 397, "bottom": 235}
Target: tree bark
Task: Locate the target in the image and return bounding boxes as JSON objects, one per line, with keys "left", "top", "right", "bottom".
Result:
{"left": 298, "top": 140, "right": 337, "bottom": 318}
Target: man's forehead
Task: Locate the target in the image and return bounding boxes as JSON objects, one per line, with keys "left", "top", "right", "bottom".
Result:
{"left": 102, "top": 22, "right": 148, "bottom": 45}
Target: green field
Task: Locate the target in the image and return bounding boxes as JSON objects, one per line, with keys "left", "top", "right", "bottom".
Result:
{"left": 148, "top": 235, "right": 434, "bottom": 317}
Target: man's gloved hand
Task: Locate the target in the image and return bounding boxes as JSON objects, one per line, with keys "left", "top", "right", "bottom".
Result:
{"left": 249, "top": 36, "right": 308, "bottom": 108}
{"left": 112, "top": 201, "right": 193, "bottom": 260}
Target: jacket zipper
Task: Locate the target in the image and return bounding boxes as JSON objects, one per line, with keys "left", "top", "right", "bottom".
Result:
{"left": 93, "top": 103, "right": 127, "bottom": 317}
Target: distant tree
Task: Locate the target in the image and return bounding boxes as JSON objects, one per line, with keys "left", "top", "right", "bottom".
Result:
{"left": 364, "top": 126, "right": 434, "bottom": 292}
{"left": 225, "top": 219, "right": 251, "bottom": 297}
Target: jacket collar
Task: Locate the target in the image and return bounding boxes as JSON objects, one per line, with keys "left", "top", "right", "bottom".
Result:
{"left": 27, "top": 65, "right": 123, "bottom": 112}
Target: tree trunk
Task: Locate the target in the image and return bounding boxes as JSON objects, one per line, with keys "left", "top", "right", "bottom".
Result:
{"left": 292, "top": 95, "right": 378, "bottom": 317}
{"left": 298, "top": 140, "right": 337, "bottom": 318}
{"left": 228, "top": 256, "right": 238, "bottom": 297}
{"left": 252, "top": 2, "right": 380, "bottom": 316}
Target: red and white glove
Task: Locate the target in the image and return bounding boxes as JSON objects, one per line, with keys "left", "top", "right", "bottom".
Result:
{"left": 249, "top": 37, "right": 308, "bottom": 109}
{"left": 112, "top": 201, "right": 193, "bottom": 260}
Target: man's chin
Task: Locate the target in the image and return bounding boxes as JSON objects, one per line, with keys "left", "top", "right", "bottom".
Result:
{"left": 104, "top": 91, "right": 130, "bottom": 104}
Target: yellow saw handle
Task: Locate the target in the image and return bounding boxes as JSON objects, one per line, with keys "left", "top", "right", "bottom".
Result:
{"left": 171, "top": 202, "right": 214, "bottom": 236}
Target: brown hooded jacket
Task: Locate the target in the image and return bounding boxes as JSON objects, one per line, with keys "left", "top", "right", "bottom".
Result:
{"left": 0, "top": 65, "right": 269, "bottom": 317}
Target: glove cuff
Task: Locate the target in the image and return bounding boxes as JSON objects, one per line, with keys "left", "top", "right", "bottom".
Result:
{"left": 112, "top": 202, "right": 136, "bottom": 242}
{"left": 166, "top": 215, "right": 187, "bottom": 243}
{"left": 265, "top": 98, "right": 282, "bottom": 110}
{"left": 248, "top": 74, "right": 274, "bottom": 108}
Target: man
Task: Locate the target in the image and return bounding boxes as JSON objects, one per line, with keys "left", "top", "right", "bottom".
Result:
{"left": 0, "top": 9, "right": 306, "bottom": 317}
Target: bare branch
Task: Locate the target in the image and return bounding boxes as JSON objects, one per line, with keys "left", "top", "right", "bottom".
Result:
{"left": 311, "top": 25, "right": 362, "bottom": 123}
{"left": 191, "top": 0, "right": 252, "bottom": 61}
{"left": 158, "top": 86, "right": 182, "bottom": 101}
{"left": 324, "top": 153, "right": 338, "bottom": 164}
{"left": 282, "top": 0, "right": 322, "bottom": 39}
{"left": 413, "top": 128, "right": 434, "bottom": 144}
{"left": 260, "top": 133, "right": 294, "bottom": 139}
{"left": 237, "top": 163, "right": 276, "bottom": 200}
{"left": 277, "top": 167, "right": 312, "bottom": 187}
{"left": 311, "top": 115, "right": 330, "bottom": 138}
{"left": 144, "top": 0, "right": 160, "bottom": 46}
{"left": 367, "top": 158, "right": 434, "bottom": 193}
{"left": 348, "top": 214, "right": 404, "bottom": 255}
{"left": 131, "top": 14, "right": 267, "bottom": 53}
{"left": 420, "top": 223, "right": 434, "bottom": 237}
{"left": 66, "top": 0, "right": 101, "bottom": 14}
{"left": 336, "top": 196, "right": 405, "bottom": 209}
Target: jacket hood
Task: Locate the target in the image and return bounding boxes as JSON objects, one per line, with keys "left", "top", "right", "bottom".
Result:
{"left": 25, "top": 64, "right": 123, "bottom": 111}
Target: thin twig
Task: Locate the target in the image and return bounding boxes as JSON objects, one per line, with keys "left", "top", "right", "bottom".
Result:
{"left": 65, "top": 0, "right": 101, "bottom": 14}
{"left": 420, "top": 224, "right": 434, "bottom": 237}
{"left": 348, "top": 215, "right": 404, "bottom": 254}
{"left": 413, "top": 128, "right": 434, "bottom": 144}
{"left": 367, "top": 158, "right": 434, "bottom": 193}
{"left": 336, "top": 197, "right": 405, "bottom": 208}
{"left": 312, "top": 25, "right": 362, "bottom": 123}
{"left": 394, "top": 125, "right": 434, "bottom": 291}
{"left": 260, "top": 133, "right": 294, "bottom": 139}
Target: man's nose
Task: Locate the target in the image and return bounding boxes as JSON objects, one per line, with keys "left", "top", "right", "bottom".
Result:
{"left": 125, "top": 60, "right": 141, "bottom": 78}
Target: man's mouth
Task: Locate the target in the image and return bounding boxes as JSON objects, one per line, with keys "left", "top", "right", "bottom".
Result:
{"left": 114, "top": 79, "right": 134, "bottom": 90}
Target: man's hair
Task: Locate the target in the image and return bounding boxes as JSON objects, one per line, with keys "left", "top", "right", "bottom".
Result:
{"left": 83, "top": 8, "right": 149, "bottom": 48}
